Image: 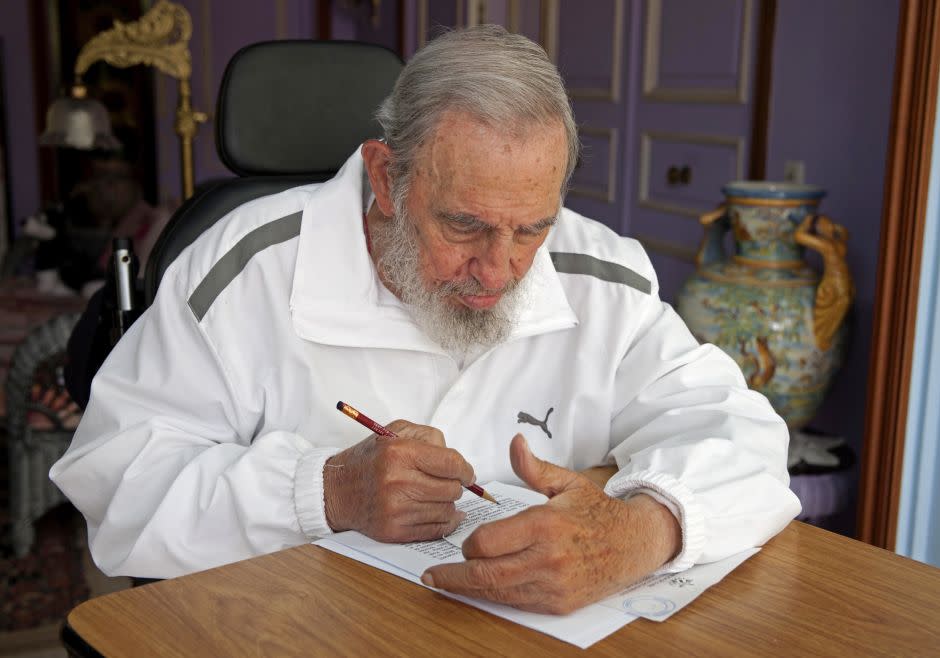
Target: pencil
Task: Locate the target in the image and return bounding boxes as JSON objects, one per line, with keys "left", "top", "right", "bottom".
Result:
{"left": 336, "top": 401, "right": 498, "bottom": 505}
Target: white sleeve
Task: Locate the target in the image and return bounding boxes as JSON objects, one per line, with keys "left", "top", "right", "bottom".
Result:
{"left": 49, "top": 276, "right": 339, "bottom": 579}
{"left": 603, "top": 295, "right": 801, "bottom": 572}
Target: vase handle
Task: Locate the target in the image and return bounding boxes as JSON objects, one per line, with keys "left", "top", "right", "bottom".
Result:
{"left": 794, "top": 214, "right": 855, "bottom": 350}
{"left": 695, "top": 203, "right": 729, "bottom": 267}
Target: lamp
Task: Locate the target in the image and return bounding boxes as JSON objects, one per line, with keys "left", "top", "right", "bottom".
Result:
{"left": 39, "top": 85, "right": 121, "bottom": 151}
{"left": 39, "top": 0, "right": 206, "bottom": 199}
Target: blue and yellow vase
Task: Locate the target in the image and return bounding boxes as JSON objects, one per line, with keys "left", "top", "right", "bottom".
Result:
{"left": 676, "top": 182, "right": 854, "bottom": 429}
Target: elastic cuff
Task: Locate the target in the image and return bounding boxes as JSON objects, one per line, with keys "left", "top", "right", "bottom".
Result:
{"left": 293, "top": 447, "right": 342, "bottom": 539}
{"left": 604, "top": 469, "right": 705, "bottom": 572}
{"left": 625, "top": 487, "right": 680, "bottom": 520}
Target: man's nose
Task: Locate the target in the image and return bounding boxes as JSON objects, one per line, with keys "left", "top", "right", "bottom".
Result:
{"left": 470, "top": 236, "right": 515, "bottom": 291}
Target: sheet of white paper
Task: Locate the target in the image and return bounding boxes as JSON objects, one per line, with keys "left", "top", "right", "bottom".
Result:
{"left": 443, "top": 482, "right": 544, "bottom": 547}
{"left": 598, "top": 547, "right": 760, "bottom": 621}
{"left": 326, "top": 482, "right": 548, "bottom": 578}
{"left": 315, "top": 482, "right": 636, "bottom": 649}
{"left": 315, "top": 537, "right": 634, "bottom": 650}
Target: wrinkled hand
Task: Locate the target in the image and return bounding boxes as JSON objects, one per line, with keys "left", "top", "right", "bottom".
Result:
{"left": 323, "top": 419, "right": 475, "bottom": 542}
{"left": 421, "top": 435, "right": 681, "bottom": 615}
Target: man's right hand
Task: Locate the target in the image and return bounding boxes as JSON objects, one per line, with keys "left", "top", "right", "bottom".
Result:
{"left": 323, "top": 419, "right": 475, "bottom": 542}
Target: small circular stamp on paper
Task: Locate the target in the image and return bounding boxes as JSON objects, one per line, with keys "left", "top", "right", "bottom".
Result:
{"left": 622, "top": 596, "right": 677, "bottom": 617}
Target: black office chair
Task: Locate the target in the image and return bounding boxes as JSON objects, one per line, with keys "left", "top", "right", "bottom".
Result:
{"left": 147, "top": 39, "right": 403, "bottom": 303}
{"left": 65, "top": 40, "right": 403, "bottom": 406}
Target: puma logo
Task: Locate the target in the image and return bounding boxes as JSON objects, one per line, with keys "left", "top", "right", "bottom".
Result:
{"left": 517, "top": 407, "right": 553, "bottom": 438}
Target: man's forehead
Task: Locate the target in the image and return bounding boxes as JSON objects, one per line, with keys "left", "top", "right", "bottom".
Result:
{"left": 416, "top": 114, "right": 567, "bottom": 193}
{"left": 420, "top": 112, "right": 567, "bottom": 165}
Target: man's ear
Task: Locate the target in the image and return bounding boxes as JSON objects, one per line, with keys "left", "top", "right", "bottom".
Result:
{"left": 360, "top": 140, "right": 396, "bottom": 217}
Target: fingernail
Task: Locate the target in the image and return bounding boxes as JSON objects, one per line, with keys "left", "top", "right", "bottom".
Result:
{"left": 421, "top": 572, "right": 435, "bottom": 588}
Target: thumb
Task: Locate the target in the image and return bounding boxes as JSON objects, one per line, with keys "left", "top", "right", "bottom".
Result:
{"left": 509, "top": 434, "right": 579, "bottom": 498}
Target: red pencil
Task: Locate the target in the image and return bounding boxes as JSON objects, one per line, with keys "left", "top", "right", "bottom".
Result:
{"left": 336, "top": 401, "right": 498, "bottom": 505}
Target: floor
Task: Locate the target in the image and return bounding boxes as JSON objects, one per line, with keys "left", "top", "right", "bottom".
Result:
{"left": 0, "top": 518, "right": 131, "bottom": 658}
{"left": 0, "top": 281, "right": 122, "bottom": 656}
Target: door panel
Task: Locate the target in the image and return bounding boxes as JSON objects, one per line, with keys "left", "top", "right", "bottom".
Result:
{"left": 630, "top": 0, "right": 758, "bottom": 302}
{"left": 639, "top": 131, "right": 744, "bottom": 217}
{"left": 555, "top": 0, "right": 629, "bottom": 232}
{"left": 645, "top": 0, "right": 750, "bottom": 101}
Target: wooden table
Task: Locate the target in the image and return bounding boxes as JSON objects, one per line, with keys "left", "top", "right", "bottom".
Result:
{"left": 64, "top": 522, "right": 940, "bottom": 657}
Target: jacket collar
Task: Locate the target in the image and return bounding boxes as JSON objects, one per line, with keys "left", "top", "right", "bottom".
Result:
{"left": 289, "top": 149, "right": 578, "bottom": 353}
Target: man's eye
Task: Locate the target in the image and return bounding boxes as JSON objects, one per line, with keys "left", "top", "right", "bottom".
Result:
{"left": 517, "top": 226, "right": 548, "bottom": 239}
{"left": 515, "top": 231, "right": 541, "bottom": 244}
{"left": 449, "top": 222, "right": 482, "bottom": 235}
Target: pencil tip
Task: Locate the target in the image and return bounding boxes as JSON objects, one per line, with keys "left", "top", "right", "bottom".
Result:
{"left": 336, "top": 401, "right": 344, "bottom": 410}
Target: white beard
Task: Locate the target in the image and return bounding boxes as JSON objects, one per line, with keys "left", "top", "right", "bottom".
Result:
{"left": 370, "top": 207, "right": 530, "bottom": 354}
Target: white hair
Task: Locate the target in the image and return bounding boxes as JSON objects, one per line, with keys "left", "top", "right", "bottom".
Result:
{"left": 375, "top": 24, "right": 580, "bottom": 211}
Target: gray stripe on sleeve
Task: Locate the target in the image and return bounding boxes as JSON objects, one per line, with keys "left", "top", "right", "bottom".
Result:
{"left": 550, "top": 251, "right": 652, "bottom": 294}
{"left": 188, "top": 211, "right": 303, "bottom": 321}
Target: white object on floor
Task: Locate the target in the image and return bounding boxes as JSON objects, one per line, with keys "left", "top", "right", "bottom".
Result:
{"left": 22, "top": 213, "right": 57, "bottom": 241}
{"left": 35, "top": 270, "right": 76, "bottom": 297}
{"left": 788, "top": 431, "right": 846, "bottom": 470}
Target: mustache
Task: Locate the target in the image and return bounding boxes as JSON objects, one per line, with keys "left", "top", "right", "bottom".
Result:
{"left": 436, "top": 277, "right": 518, "bottom": 298}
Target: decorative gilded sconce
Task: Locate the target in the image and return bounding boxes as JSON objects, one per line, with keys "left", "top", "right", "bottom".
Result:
{"left": 41, "top": 1, "right": 205, "bottom": 200}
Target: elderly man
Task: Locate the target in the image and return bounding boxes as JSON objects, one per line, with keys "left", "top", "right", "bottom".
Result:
{"left": 51, "top": 26, "right": 800, "bottom": 614}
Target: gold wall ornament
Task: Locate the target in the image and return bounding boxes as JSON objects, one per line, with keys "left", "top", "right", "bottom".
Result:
{"left": 794, "top": 214, "right": 856, "bottom": 350}
{"left": 694, "top": 203, "right": 728, "bottom": 267}
{"left": 72, "top": 0, "right": 205, "bottom": 199}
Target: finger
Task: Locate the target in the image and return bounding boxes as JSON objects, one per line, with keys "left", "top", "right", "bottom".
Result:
{"left": 404, "top": 473, "right": 465, "bottom": 502}
{"left": 428, "top": 580, "right": 560, "bottom": 614}
{"left": 509, "top": 434, "right": 580, "bottom": 498}
{"left": 405, "top": 425, "right": 446, "bottom": 448}
{"left": 412, "top": 444, "right": 475, "bottom": 485}
{"left": 385, "top": 420, "right": 446, "bottom": 447}
{"left": 397, "top": 519, "right": 464, "bottom": 542}
{"left": 460, "top": 507, "right": 544, "bottom": 560}
{"left": 423, "top": 553, "right": 538, "bottom": 593}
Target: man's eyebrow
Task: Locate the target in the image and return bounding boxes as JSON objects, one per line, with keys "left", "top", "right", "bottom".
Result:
{"left": 436, "top": 210, "right": 492, "bottom": 231}
{"left": 436, "top": 210, "right": 558, "bottom": 234}
{"left": 518, "top": 215, "right": 559, "bottom": 234}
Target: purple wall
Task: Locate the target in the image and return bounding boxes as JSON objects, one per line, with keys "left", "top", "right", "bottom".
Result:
{"left": 154, "top": 0, "right": 322, "bottom": 205}
{"left": 0, "top": 2, "right": 901, "bottom": 511}
{"left": 0, "top": 0, "right": 41, "bottom": 228}
{"left": 765, "top": 0, "right": 900, "bottom": 533}
{"left": 153, "top": 0, "right": 405, "bottom": 205}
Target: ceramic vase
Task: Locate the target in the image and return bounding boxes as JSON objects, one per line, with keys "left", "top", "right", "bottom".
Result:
{"left": 675, "top": 182, "right": 854, "bottom": 429}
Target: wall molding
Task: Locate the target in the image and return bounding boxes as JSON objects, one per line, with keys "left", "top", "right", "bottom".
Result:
{"left": 555, "top": 0, "right": 622, "bottom": 101}
{"left": 858, "top": 0, "right": 940, "bottom": 550}
{"left": 643, "top": 0, "right": 752, "bottom": 104}
{"left": 417, "top": 0, "right": 464, "bottom": 47}
{"left": 568, "top": 125, "right": 618, "bottom": 203}
{"left": 635, "top": 234, "right": 697, "bottom": 263}
{"left": 275, "top": 0, "right": 288, "bottom": 39}
{"left": 637, "top": 130, "right": 744, "bottom": 218}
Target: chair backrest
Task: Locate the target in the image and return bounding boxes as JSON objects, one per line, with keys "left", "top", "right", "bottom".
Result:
{"left": 143, "top": 40, "right": 403, "bottom": 305}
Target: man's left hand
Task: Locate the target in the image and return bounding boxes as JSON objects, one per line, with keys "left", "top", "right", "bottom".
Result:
{"left": 420, "top": 434, "right": 681, "bottom": 615}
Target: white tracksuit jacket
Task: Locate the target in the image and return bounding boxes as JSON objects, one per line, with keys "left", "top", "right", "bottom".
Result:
{"left": 51, "top": 149, "right": 801, "bottom": 579}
